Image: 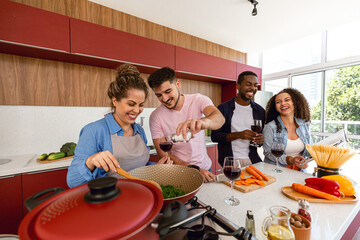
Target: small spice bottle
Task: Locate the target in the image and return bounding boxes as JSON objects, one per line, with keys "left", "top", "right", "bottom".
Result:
{"left": 169, "top": 129, "right": 193, "bottom": 142}
{"left": 245, "top": 210, "right": 256, "bottom": 237}
{"left": 298, "top": 199, "right": 312, "bottom": 222}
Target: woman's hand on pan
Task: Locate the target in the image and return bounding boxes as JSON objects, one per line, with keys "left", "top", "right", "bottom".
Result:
{"left": 86, "top": 150, "right": 120, "bottom": 172}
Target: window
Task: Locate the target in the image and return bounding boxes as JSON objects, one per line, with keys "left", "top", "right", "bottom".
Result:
{"left": 292, "top": 73, "right": 322, "bottom": 134}
{"left": 326, "top": 19, "right": 360, "bottom": 61}
{"left": 262, "top": 34, "right": 322, "bottom": 74}
{"left": 264, "top": 78, "right": 288, "bottom": 94}
{"left": 324, "top": 65, "right": 360, "bottom": 149}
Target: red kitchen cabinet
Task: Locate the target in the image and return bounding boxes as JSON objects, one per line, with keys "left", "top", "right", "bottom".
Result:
{"left": 175, "top": 47, "right": 237, "bottom": 83}
{"left": 0, "top": 174, "right": 22, "bottom": 234}
{"left": 21, "top": 168, "right": 69, "bottom": 216}
{"left": 207, "top": 145, "right": 222, "bottom": 175}
{"left": 70, "top": 18, "right": 175, "bottom": 73}
{"left": 0, "top": 0, "right": 70, "bottom": 55}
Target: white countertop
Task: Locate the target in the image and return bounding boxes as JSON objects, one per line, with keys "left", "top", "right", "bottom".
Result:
{"left": 0, "top": 141, "right": 217, "bottom": 177}
{"left": 0, "top": 154, "right": 72, "bottom": 178}
{"left": 196, "top": 162, "right": 360, "bottom": 240}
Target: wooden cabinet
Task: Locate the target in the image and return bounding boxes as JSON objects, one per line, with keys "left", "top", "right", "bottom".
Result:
{"left": 0, "top": 174, "right": 22, "bottom": 234}
{"left": 70, "top": 18, "right": 175, "bottom": 73}
{"left": 207, "top": 145, "right": 222, "bottom": 175}
{"left": 21, "top": 168, "right": 69, "bottom": 217}
{"left": 0, "top": 0, "right": 70, "bottom": 55}
{"left": 175, "top": 47, "right": 237, "bottom": 83}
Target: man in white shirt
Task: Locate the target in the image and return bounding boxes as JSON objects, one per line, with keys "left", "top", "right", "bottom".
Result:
{"left": 211, "top": 71, "right": 265, "bottom": 166}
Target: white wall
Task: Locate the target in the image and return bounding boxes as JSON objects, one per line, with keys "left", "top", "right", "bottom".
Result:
{"left": 0, "top": 106, "right": 155, "bottom": 157}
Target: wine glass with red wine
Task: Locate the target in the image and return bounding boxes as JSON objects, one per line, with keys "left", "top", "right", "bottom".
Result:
{"left": 159, "top": 138, "right": 173, "bottom": 159}
{"left": 250, "top": 119, "right": 262, "bottom": 147}
{"left": 271, "top": 141, "right": 284, "bottom": 173}
{"left": 223, "top": 156, "right": 241, "bottom": 206}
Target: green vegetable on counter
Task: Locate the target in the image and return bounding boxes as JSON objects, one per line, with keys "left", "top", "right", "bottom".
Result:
{"left": 161, "top": 185, "right": 186, "bottom": 199}
{"left": 47, "top": 152, "right": 66, "bottom": 160}
{"left": 60, "top": 142, "right": 77, "bottom": 157}
{"left": 38, "top": 153, "right": 48, "bottom": 161}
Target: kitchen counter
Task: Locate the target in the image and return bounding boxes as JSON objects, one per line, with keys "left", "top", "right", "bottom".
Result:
{"left": 0, "top": 154, "right": 72, "bottom": 177}
{"left": 0, "top": 140, "right": 217, "bottom": 177}
{"left": 196, "top": 162, "right": 360, "bottom": 240}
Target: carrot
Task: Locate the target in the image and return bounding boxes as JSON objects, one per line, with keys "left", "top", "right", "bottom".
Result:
{"left": 249, "top": 165, "right": 269, "bottom": 181}
{"left": 291, "top": 183, "right": 341, "bottom": 201}
{"left": 240, "top": 171, "right": 245, "bottom": 180}
{"left": 245, "top": 167, "right": 262, "bottom": 180}
{"left": 254, "top": 179, "right": 266, "bottom": 186}
{"left": 235, "top": 180, "right": 245, "bottom": 185}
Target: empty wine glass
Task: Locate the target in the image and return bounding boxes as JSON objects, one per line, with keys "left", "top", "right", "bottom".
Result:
{"left": 159, "top": 137, "right": 173, "bottom": 158}
{"left": 271, "top": 140, "right": 284, "bottom": 173}
{"left": 250, "top": 119, "right": 262, "bottom": 147}
{"left": 223, "top": 156, "right": 241, "bottom": 206}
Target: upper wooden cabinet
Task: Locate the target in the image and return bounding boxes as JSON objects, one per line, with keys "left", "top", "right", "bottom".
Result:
{"left": 0, "top": 0, "right": 70, "bottom": 52}
{"left": 175, "top": 47, "right": 237, "bottom": 83}
{"left": 0, "top": 0, "right": 262, "bottom": 94}
{"left": 70, "top": 18, "right": 175, "bottom": 73}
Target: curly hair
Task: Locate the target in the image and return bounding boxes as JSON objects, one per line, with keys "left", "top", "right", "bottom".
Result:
{"left": 265, "top": 88, "right": 311, "bottom": 132}
{"left": 148, "top": 67, "right": 176, "bottom": 88}
{"left": 107, "top": 64, "right": 148, "bottom": 110}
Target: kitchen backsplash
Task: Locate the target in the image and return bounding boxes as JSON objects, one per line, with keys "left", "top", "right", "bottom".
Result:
{"left": 0, "top": 105, "right": 155, "bottom": 156}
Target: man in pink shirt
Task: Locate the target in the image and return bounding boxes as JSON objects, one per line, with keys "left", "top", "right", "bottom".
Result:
{"left": 148, "top": 67, "right": 225, "bottom": 182}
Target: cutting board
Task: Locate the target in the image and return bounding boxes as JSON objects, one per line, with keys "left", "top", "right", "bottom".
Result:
{"left": 281, "top": 186, "right": 358, "bottom": 203}
{"left": 37, "top": 155, "right": 73, "bottom": 164}
{"left": 221, "top": 170, "right": 276, "bottom": 193}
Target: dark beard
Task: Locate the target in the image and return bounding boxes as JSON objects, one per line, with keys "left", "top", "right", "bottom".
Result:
{"left": 166, "top": 89, "right": 181, "bottom": 110}
{"left": 240, "top": 91, "right": 253, "bottom": 101}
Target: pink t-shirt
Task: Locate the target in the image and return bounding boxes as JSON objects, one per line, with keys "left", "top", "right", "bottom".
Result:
{"left": 149, "top": 93, "right": 213, "bottom": 170}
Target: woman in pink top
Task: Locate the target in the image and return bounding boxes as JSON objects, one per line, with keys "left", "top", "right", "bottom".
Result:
{"left": 148, "top": 67, "right": 225, "bottom": 182}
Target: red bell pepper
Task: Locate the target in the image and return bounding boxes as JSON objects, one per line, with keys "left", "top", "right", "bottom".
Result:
{"left": 305, "top": 178, "right": 341, "bottom": 198}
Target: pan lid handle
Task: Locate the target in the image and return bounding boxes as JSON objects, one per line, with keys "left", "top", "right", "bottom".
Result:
{"left": 84, "top": 177, "right": 121, "bottom": 204}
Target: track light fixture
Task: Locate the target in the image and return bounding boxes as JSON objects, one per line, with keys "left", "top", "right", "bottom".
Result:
{"left": 248, "top": 0, "right": 258, "bottom": 16}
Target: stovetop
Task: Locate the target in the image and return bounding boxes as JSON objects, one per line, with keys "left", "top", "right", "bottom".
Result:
{"left": 153, "top": 197, "right": 257, "bottom": 240}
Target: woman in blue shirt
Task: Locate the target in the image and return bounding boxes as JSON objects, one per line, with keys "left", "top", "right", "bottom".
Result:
{"left": 67, "top": 64, "right": 171, "bottom": 188}
{"left": 263, "top": 88, "right": 313, "bottom": 170}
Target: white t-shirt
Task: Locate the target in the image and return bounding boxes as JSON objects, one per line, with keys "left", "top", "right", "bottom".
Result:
{"left": 285, "top": 138, "right": 305, "bottom": 157}
{"left": 149, "top": 93, "right": 213, "bottom": 170}
{"left": 231, "top": 102, "right": 252, "bottom": 159}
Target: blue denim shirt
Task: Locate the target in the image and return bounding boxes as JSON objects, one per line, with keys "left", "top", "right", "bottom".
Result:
{"left": 263, "top": 116, "right": 313, "bottom": 167}
{"left": 67, "top": 113, "right": 149, "bottom": 188}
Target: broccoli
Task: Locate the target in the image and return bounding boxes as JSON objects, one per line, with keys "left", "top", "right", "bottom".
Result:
{"left": 60, "top": 142, "right": 77, "bottom": 157}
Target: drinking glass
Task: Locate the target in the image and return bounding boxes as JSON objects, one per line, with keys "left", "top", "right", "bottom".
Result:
{"left": 223, "top": 156, "right": 241, "bottom": 206}
{"left": 271, "top": 141, "right": 285, "bottom": 173}
{"left": 250, "top": 119, "right": 262, "bottom": 147}
{"left": 159, "top": 137, "right": 173, "bottom": 158}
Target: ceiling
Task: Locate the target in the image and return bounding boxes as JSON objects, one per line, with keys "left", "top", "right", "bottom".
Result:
{"left": 89, "top": 0, "right": 360, "bottom": 53}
